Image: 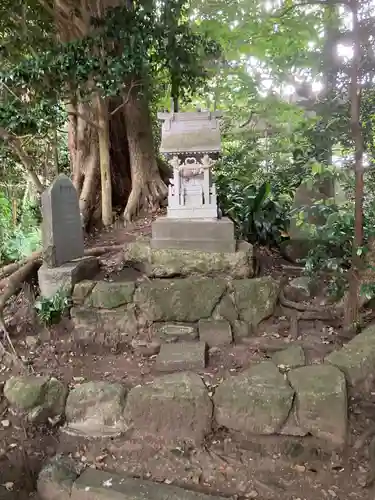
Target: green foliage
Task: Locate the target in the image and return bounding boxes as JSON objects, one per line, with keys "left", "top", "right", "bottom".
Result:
{"left": 298, "top": 164, "right": 375, "bottom": 298}
{"left": 303, "top": 202, "right": 354, "bottom": 297}
{"left": 302, "top": 197, "right": 375, "bottom": 299}
{"left": 0, "top": 191, "right": 41, "bottom": 264}
{"left": 35, "top": 290, "right": 71, "bottom": 326}
{"left": 215, "top": 154, "right": 290, "bottom": 245}
{"left": 0, "top": 2, "right": 220, "bottom": 138}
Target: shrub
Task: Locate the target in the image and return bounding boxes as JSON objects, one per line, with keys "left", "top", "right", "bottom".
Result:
{"left": 0, "top": 191, "right": 41, "bottom": 263}
{"left": 295, "top": 163, "right": 375, "bottom": 299}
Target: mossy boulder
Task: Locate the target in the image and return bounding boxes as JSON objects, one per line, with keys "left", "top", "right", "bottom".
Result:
{"left": 123, "top": 372, "right": 212, "bottom": 445}
{"left": 213, "top": 361, "right": 294, "bottom": 435}
{"left": 288, "top": 365, "right": 347, "bottom": 447}
{"left": 134, "top": 277, "right": 227, "bottom": 322}
{"left": 4, "top": 376, "right": 48, "bottom": 410}
{"left": 64, "top": 381, "right": 127, "bottom": 437}
{"left": 87, "top": 281, "right": 136, "bottom": 309}
{"left": 37, "top": 454, "right": 82, "bottom": 500}
{"left": 4, "top": 376, "right": 67, "bottom": 423}
{"left": 233, "top": 276, "right": 280, "bottom": 328}
{"left": 71, "top": 305, "right": 137, "bottom": 346}
{"left": 325, "top": 324, "right": 375, "bottom": 387}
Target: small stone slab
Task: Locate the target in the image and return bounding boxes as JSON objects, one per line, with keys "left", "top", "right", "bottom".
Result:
{"left": 232, "top": 320, "right": 252, "bottom": 341}
{"left": 198, "top": 319, "right": 232, "bottom": 347}
{"left": 152, "top": 322, "right": 198, "bottom": 343}
{"left": 71, "top": 469, "right": 226, "bottom": 500}
{"left": 38, "top": 256, "right": 99, "bottom": 298}
{"left": 272, "top": 345, "right": 306, "bottom": 369}
{"left": 288, "top": 365, "right": 347, "bottom": 448}
{"left": 325, "top": 324, "right": 375, "bottom": 386}
{"left": 123, "top": 372, "right": 212, "bottom": 445}
{"left": 213, "top": 361, "right": 294, "bottom": 435}
{"left": 63, "top": 382, "right": 127, "bottom": 437}
{"left": 155, "top": 342, "right": 206, "bottom": 372}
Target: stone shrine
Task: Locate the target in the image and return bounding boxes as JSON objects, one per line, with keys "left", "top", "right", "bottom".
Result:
{"left": 38, "top": 175, "right": 99, "bottom": 298}
{"left": 152, "top": 110, "right": 236, "bottom": 253}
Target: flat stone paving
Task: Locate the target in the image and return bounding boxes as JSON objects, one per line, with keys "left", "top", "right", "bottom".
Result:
{"left": 71, "top": 469, "right": 226, "bottom": 500}
{"left": 155, "top": 341, "right": 207, "bottom": 372}
{"left": 198, "top": 319, "right": 232, "bottom": 347}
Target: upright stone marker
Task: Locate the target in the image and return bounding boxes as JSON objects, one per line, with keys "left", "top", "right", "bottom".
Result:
{"left": 41, "top": 174, "right": 84, "bottom": 267}
{"left": 38, "top": 175, "right": 98, "bottom": 298}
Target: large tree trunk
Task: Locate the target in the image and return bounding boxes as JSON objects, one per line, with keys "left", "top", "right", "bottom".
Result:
{"left": 123, "top": 87, "right": 167, "bottom": 223}
{"left": 55, "top": 0, "right": 167, "bottom": 230}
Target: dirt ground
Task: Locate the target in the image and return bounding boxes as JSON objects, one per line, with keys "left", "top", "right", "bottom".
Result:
{"left": 1, "top": 217, "right": 375, "bottom": 499}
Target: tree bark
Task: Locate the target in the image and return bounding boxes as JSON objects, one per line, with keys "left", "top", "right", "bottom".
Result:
{"left": 123, "top": 87, "right": 167, "bottom": 223}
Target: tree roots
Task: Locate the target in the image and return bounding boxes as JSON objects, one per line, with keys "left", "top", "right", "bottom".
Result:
{"left": 123, "top": 176, "right": 167, "bottom": 224}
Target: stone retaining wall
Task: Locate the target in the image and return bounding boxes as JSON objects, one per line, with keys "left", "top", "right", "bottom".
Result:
{"left": 5, "top": 325, "right": 375, "bottom": 452}
{"left": 0, "top": 353, "right": 345, "bottom": 449}
{"left": 71, "top": 275, "right": 280, "bottom": 346}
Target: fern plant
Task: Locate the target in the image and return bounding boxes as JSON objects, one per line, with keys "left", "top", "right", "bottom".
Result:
{"left": 35, "top": 290, "right": 71, "bottom": 325}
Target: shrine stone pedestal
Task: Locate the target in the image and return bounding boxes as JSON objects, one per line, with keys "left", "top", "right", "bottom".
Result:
{"left": 151, "top": 217, "right": 235, "bottom": 253}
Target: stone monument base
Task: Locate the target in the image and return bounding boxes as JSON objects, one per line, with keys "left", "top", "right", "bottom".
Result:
{"left": 124, "top": 239, "right": 253, "bottom": 279}
{"left": 38, "top": 256, "right": 99, "bottom": 298}
{"left": 151, "top": 217, "right": 235, "bottom": 253}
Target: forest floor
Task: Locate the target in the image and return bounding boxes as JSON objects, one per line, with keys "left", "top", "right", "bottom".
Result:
{"left": 0, "top": 215, "right": 375, "bottom": 499}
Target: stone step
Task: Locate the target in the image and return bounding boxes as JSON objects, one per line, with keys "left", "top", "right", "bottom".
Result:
{"left": 72, "top": 469, "right": 226, "bottom": 500}
{"left": 38, "top": 458, "right": 226, "bottom": 500}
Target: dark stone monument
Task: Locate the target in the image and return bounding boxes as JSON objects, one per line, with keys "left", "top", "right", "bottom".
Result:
{"left": 41, "top": 174, "right": 84, "bottom": 267}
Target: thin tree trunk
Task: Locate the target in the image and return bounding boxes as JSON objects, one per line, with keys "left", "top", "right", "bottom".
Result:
{"left": 52, "top": 127, "right": 59, "bottom": 176}
{"left": 68, "top": 100, "right": 79, "bottom": 186}
{"left": 0, "top": 128, "right": 44, "bottom": 194}
{"left": 344, "top": 0, "right": 364, "bottom": 329}
{"left": 96, "top": 94, "right": 112, "bottom": 226}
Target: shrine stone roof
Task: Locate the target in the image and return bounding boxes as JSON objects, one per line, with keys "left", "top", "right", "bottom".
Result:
{"left": 158, "top": 111, "right": 222, "bottom": 154}
{"left": 160, "top": 130, "right": 221, "bottom": 153}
